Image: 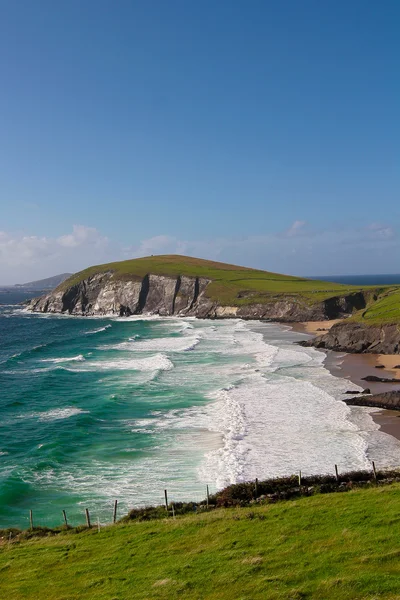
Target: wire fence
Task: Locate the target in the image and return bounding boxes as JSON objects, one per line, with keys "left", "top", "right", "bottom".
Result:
{"left": 1, "top": 485, "right": 213, "bottom": 532}
{"left": 3, "top": 461, "right": 400, "bottom": 534}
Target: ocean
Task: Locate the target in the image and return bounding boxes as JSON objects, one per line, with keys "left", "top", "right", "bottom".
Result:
{"left": 1, "top": 290, "right": 400, "bottom": 530}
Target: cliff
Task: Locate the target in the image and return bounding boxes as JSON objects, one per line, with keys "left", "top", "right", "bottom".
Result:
{"left": 27, "top": 263, "right": 368, "bottom": 321}
{"left": 27, "top": 257, "right": 400, "bottom": 345}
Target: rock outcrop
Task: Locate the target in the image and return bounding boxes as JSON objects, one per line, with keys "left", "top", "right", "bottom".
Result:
{"left": 301, "top": 322, "right": 400, "bottom": 355}
{"left": 26, "top": 272, "right": 368, "bottom": 322}
{"left": 344, "top": 391, "right": 400, "bottom": 410}
{"left": 27, "top": 273, "right": 213, "bottom": 317}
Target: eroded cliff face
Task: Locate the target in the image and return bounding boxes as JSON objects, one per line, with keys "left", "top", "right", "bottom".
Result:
{"left": 301, "top": 321, "right": 400, "bottom": 355}
{"left": 27, "top": 273, "right": 368, "bottom": 323}
{"left": 27, "top": 273, "right": 214, "bottom": 317}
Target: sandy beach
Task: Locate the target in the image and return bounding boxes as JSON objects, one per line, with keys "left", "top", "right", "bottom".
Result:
{"left": 376, "top": 355, "right": 400, "bottom": 377}
{"left": 292, "top": 319, "right": 342, "bottom": 336}
{"left": 293, "top": 320, "right": 400, "bottom": 442}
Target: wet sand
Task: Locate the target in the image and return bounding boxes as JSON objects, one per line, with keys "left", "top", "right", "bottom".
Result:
{"left": 292, "top": 323, "right": 400, "bottom": 441}
{"left": 324, "top": 351, "right": 400, "bottom": 441}
{"left": 292, "top": 320, "right": 342, "bottom": 336}
{"left": 376, "top": 355, "right": 400, "bottom": 378}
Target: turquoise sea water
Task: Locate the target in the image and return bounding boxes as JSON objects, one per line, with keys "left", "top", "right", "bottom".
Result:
{"left": 2, "top": 292, "right": 400, "bottom": 530}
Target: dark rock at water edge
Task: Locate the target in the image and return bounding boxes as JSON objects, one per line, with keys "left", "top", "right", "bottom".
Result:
{"left": 362, "top": 375, "right": 400, "bottom": 383}
{"left": 344, "top": 391, "right": 400, "bottom": 410}
{"left": 302, "top": 321, "right": 400, "bottom": 357}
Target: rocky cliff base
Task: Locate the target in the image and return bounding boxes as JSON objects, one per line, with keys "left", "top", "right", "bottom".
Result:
{"left": 26, "top": 272, "right": 367, "bottom": 322}
{"left": 301, "top": 322, "right": 400, "bottom": 355}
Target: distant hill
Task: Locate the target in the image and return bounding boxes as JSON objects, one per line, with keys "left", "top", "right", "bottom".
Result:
{"left": 15, "top": 273, "right": 72, "bottom": 291}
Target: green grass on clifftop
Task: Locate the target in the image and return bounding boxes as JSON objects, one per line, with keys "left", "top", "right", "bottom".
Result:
{"left": 353, "top": 288, "right": 400, "bottom": 325}
{"left": 2, "top": 485, "right": 400, "bottom": 599}
{"left": 58, "top": 255, "right": 361, "bottom": 306}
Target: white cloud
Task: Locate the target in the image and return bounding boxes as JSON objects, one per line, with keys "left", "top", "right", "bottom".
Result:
{"left": 366, "top": 223, "right": 395, "bottom": 240}
{"left": 58, "top": 225, "right": 108, "bottom": 248}
{"left": 0, "top": 220, "right": 398, "bottom": 284}
{"left": 284, "top": 220, "right": 307, "bottom": 237}
{"left": 0, "top": 225, "right": 111, "bottom": 284}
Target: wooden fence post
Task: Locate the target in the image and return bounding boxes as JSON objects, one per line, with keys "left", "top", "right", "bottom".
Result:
{"left": 164, "top": 489, "right": 169, "bottom": 514}
{"left": 29, "top": 510, "right": 33, "bottom": 530}
{"left": 372, "top": 461, "right": 377, "bottom": 481}
{"left": 335, "top": 464, "right": 339, "bottom": 482}
{"left": 85, "top": 508, "right": 91, "bottom": 528}
{"left": 113, "top": 500, "right": 118, "bottom": 524}
{"left": 206, "top": 485, "right": 210, "bottom": 509}
{"left": 62, "top": 510, "right": 68, "bottom": 527}
{"left": 298, "top": 471, "right": 302, "bottom": 486}
{"left": 255, "top": 478, "right": 259, "bottom": 498}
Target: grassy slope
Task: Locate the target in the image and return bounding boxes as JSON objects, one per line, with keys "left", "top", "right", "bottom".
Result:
{"left": 2, "top": 485, "right": 400, "bottom": 600}
{"left": 352, "top": 288, "right": 400, "bottom": 325}
{"left": 58, "top": 254, "right": 364, "bottom": 307}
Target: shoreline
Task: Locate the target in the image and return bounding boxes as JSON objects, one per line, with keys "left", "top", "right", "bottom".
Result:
{"left": 292, "top": 321, "right": 400, "bottom": 442}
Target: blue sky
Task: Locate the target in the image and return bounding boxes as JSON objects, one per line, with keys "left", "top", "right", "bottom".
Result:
{"left": 0, "top": 0, "right": 399, "bottom": 283}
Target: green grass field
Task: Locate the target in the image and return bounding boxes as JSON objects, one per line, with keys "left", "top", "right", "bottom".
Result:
{"left": 2, "top": 485, "right": 400, "bottom": 599}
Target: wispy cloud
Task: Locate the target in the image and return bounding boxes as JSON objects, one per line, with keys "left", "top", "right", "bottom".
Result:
{"left": 366, "top": 222, "right": 395, "bottom": 240}
{"left": 283, "top": 220, "right": 307, "bottom": 237}
{"left": 0, "top": 225, "right": 111, "bottom": 284}
{"left": 0, "top": 220, "right": 398, "bottom": 284}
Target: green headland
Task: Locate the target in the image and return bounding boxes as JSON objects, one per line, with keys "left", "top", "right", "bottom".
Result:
{"left": 57, "top": 254, "right": 400, "bottom": 322}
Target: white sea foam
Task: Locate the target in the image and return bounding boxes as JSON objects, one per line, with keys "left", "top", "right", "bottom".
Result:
{"left": 14, "top": 407, "right": 89, "bottom": 423}
{"left": 85, "top": 324, "right": 112, "bottom": 335}
{"left": 103, "top": 334, "right": 201, "bottom": 353}
{"left": 37, "top": 407, "right": 89, "bottom": 421}
{"left": 111, "top": 314, "right": 163, "bottom": 322}
{"left": 41, "top": 354, "right": 86, "bottom": 363}
{"left": 65, "top": 352, "right": 174, "bottom": 373}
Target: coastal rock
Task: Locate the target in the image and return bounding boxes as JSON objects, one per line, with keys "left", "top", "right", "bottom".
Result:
{"left": 361, "top": 375, "right": 400, "bottom": 383}
{"left": 344, "top": 391, "right": 400, "bottom": 410}
{"left": 302, "top": 321, "right": 400, "bottom": 356}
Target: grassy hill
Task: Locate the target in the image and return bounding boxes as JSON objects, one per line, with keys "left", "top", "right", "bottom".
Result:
{"left": 59, "top": 254, "right": 367, "bottom": 307}
{"left": 2, "top": 485, "right": 400, "bottom": 599}
{"left": 55, "top": 254, "right": 400, "bottom": 321}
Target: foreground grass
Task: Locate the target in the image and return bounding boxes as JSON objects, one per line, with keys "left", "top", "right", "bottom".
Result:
{"left": 2, "top": 485, "right": 400, "bottom": 599}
